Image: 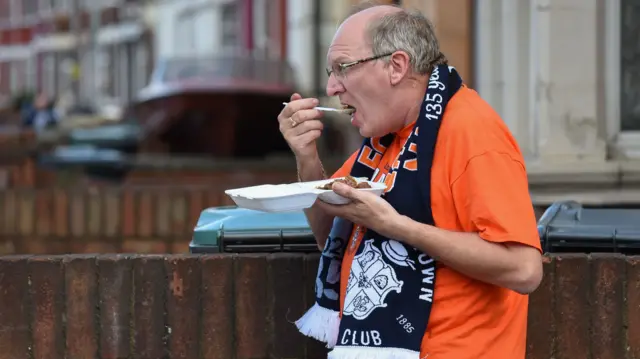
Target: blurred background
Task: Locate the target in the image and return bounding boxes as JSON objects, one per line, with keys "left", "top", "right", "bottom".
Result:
{"left": 0, "top": 0, "right": 636, "bottom": 255}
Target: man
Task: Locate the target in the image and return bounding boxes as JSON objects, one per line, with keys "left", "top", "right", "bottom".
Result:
{"left": 21, "top": 92, "right": 60, "bottom": 133}
{"left": 277, "top": 3, "right": 542, "bottom": 359}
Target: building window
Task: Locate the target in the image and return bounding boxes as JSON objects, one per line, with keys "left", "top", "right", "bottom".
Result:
{"left": 57, "top": 53, "right": 75, "bottom": 95}
{"left": 175, "top": 14, "right": 196, "bottom": 54}
{"left": 52, "top": 0, "right": 70, "bottom": 12}
{"left": 10, "top": 0, "right": 22, "bottom": 19}
{"left": 0, "top": 0, "right": 9, "bottom": 22}
{"left": 24, "top": 0, "right": 38, "bottom": 16}
{"left": 97, "top": 46, "right": 118, "bottom": 99}
{"left": 0, "top": 63, "right": 10, "bottom": 99}
{"left": 38, "top": 0, "right": 54, "bottom": 14}
{"left": 10, "top": 60, "right": 27, "bottom": 92}
{"left": 42, "top": 54, "right": 57, "bottom": 96}
{"left": 118, "top": 44, "right": 130, "bottom": 102}
{"left": 620, "top": 0, "right": 640, "bottom": 131}
{"left": 134, "top": 41, "right": 149, "bottom": 94}
{"left": 220, "top": 1, "right": 239, "bottom": 50}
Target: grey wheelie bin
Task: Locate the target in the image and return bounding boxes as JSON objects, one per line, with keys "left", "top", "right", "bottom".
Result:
{"left": 537, "top": 200, "right": 640, "bottom": 254}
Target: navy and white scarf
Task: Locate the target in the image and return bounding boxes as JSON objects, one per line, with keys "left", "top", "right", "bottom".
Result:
{"left": 295, "top": 65, "right": 463, "bottom": 358}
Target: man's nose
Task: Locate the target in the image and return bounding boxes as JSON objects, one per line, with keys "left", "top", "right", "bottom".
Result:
{"left": 326, "top": 74, "right": 344, "bottom": 97}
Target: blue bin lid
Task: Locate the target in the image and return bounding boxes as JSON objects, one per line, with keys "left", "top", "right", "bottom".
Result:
{"left": 191, "top": 205, "right": 311, "bottom": 248}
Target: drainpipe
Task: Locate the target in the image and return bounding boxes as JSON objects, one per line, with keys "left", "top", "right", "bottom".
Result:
{"left": 70, "top": 0, "right": 81, "bottom": 104}
{"left": 312, "top": 0, "right": 321, "bottom": 97}
{"left": 243, "top": 0, "right": 254, "bottom": 54}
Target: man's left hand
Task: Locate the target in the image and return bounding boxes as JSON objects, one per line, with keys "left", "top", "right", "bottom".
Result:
{"left": 315, "top": 182, "right": 400, "bottom": 237}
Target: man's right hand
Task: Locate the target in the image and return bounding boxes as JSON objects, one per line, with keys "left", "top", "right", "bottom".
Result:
{"left": 278, "top": 93, "right": 325, "bottom": 161}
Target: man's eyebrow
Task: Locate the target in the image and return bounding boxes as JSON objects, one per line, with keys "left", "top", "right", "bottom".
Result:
{"left": 330, "top": 56, "right": 352, "bottom": 65}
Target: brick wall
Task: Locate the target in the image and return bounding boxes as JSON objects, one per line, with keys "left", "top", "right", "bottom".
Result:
{"left": 0, "top": 185, "right": 242, "bottom": 255}
{"left": 0, "top": 252, "right": 636, "bottom": 359}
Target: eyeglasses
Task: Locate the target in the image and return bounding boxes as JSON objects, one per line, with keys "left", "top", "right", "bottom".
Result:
{"left": 325, "top": 52, "right": 394, "bottom": 78}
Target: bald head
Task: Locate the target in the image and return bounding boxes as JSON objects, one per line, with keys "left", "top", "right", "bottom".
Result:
{"left": 332, "top": 3, "right": 445, "bottom": 75}
{"left": 336, "top": 4, "right": 401, "bottom": 42}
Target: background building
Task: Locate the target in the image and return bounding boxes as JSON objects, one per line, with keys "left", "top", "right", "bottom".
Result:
{"left": 0, "top": 0, "right": 638, "bottom": 207}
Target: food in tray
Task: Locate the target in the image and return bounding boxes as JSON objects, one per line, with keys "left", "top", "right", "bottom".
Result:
{"left": 316, "top": 175, "right": 372, "bottom": 190}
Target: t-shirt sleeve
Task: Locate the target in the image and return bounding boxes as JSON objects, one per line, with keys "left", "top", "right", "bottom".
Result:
{"left": 450, "top": 150, "right": 541, "bottom": 251}
{"left": 330, "top": 150, "right": 358, "bottom": 179}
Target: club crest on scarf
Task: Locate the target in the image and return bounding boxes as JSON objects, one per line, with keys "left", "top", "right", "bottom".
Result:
{"left": 343, "top": 239, "right": 403, "bottom": 320}
{"left": 295, "top": 65, "right": 463, "bottom": 359}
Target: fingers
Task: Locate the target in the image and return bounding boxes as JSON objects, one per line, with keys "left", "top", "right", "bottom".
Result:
{"left": 287, "top": 129, "right": 322, "bottom": 151}
{"left": 331, "top": 182, "right": 359, "bottom": 200}
{"left": 278, "top": 105, "right": 323, "bottom": 132}
{"left": 280, "top": 97, "right": 319, "bottom": 119}
{"left": 288, "top": 119, "right": 324, "bottom": 136}
{"left": 293, "top": 108, "right": 324, "bottom": 124}
{"left": 278, "top": 93, "right": 324, "bottom": 157}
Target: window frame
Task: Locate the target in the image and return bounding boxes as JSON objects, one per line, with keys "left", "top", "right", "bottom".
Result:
{"left": 605, "top": 0, "right": 640, "bottom": 158}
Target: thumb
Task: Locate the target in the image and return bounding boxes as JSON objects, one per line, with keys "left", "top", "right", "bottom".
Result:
{"left": 331, "top": 182, "right": 359, "bottom": 200}
{"left": 290, "top": 93, "right": 302, "bottom": 101}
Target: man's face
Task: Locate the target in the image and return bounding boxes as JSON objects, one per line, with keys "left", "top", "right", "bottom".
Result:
{"left": 325, "top": 20, "right": 398, "bottom": 138}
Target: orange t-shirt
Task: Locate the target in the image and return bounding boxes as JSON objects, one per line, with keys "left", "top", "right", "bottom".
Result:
{"left": 331, "top": 85, "right": 541, "bottom": 359}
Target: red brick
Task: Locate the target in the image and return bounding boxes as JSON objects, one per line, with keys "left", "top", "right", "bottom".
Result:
{"left": 0, "top": 191, "right": 5, "bottom": 235}
{"left": 188, "top": 189, "right": 205, "bottom": 229}
{"left": 1, "top": 190, "right": 16, "bottom": 235}
{"left": 17, "top": 189, "right": 34, "bottom": 235}
{"left": 526, "top": 255, "right": 556, "bottom": 359}
{"left": 628, "top": 256, "right": 640, "bottom": 359}
{"left": 268, "top": 253, "right": 306, "bottom": 358}
{"left": 122, "top": 189, "right": 136, "bottom": 237}
{"left": 205, "top": 189, "right": 221, "bottom": 208}
{"left": 0, "top": 256, "right": 30, "bottom": 359}
{"left": 303, "top": 253, "right": 328, "bottom": 359}
{"left": 52, "top": 189, "right": 68, "bottom": 237}
{"left": 64, "top": 255, "right": 98, "bottom": 359}
{"left": 122, "top": 239, "right": 167, "bottom": 254}
{"left": 0, "top": 240, "right": 15, "bottom": 254}
{"left": 103, "top": 189, "right": 120, "bottom": 238}
{"left": 34, "top": 189, "right": 52, "bottom": 235}
{"left": 201, "top": 255, "right": 234, "bottom": 359}
{"left": 98, "top": 255, "right": 133, "bottom": 359}
{"left": 21, "top": 239, "right": 67, "bottom": 254}
{"left": 22, "top": 158, "right": 35, "bottom": 185}
{"left": 171, "top": 240, "right": 190, "bottom": 254}
{"left": 29, "top": 256, "right": 64, "bottom": 359}
{"left": 138, "top": 190, "right": 153, "bottom": 237}
{"left": 70, "top": 241, "right": 119, "bottom": 254}
{"left": 171, "top": 191, "right": 188, "bottom": 236}
{"left": 132, "top": 255, "right": 167, "bottom": 358}
{"left": 155, "top": 190, "right": 172, "bottom": 236}
{"left": 234, "top": 254, "right": 269, "bottom": 359}
{"left": 69, "top": 192, "right": 85, "bottom": 237}
{"left": 9, "top": 165, "right": 20, "bottom": 185}
{"left": 86, "top": 189, "right": 102, "bottom": 236}
{"left": 554, "top": 254, "right": 591, "bottom": 359}
{"left": 590, "top": 254, "right": 626, "bottom": 359}
{"left": 165, "top": 255, "right": 202, "bottom": 359}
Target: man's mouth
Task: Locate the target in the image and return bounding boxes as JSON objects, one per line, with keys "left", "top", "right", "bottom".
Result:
{"left": 340, "top": 104, "right": 356, "bottom": 116}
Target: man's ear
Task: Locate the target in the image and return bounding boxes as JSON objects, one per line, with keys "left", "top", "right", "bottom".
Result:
{"left": 388, "top": 51, "right": 411, "bottom": 85}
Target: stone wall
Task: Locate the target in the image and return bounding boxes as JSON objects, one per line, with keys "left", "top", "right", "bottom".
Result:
{"left": 0, "top": 252, "right": 636, "bottom": 359}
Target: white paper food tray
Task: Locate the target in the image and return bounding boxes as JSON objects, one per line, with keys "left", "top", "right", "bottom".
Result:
{"left": 224, "top": 184, "right": 318, "bottom": 212}
{"left": 224, "top": 177, "right": 388, "bottom": 212}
